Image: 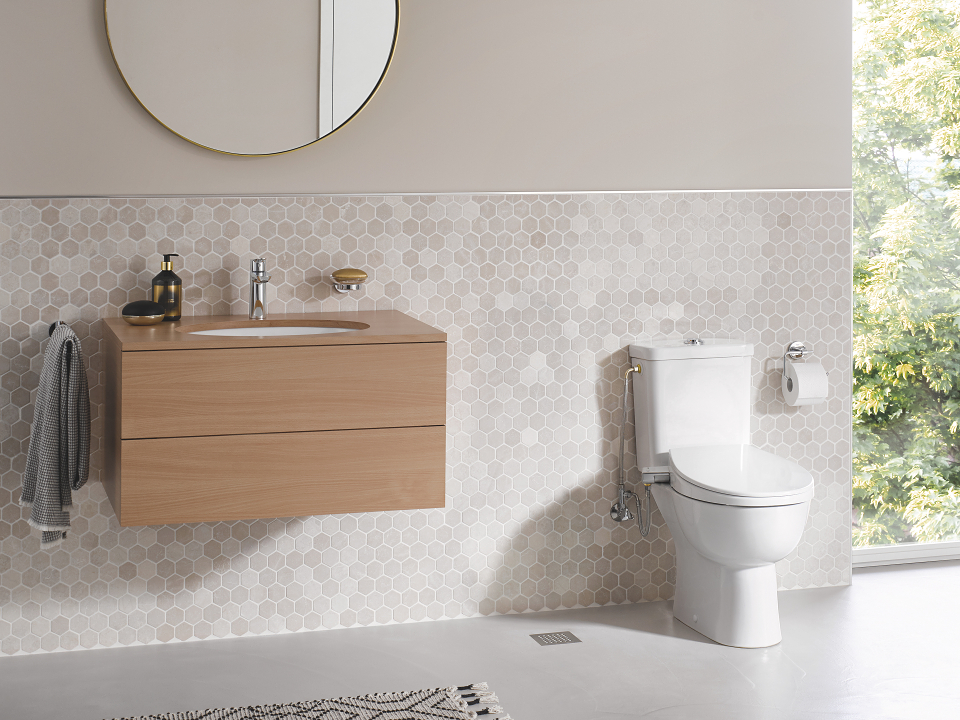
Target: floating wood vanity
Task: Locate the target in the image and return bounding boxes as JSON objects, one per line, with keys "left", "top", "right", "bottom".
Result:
{"left": 102, "top": 311, "right": 446, "bottom": 526}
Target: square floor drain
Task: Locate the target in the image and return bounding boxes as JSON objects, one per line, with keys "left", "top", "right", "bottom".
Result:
{"left": 530, "top": 631, "right": 581, "bottom": 646}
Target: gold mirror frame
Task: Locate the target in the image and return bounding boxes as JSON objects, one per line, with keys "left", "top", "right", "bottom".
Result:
{"left": 103, "top": 1, "right": 399, "bottom": 157}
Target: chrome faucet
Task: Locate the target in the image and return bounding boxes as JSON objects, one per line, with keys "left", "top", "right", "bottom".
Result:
{"left": 249, "top": 258, "right": 271, "bottom": 320}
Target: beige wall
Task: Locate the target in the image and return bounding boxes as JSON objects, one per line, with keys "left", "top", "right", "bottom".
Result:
{"left": 0, "top": 1, "right": 851, "bottom": 197}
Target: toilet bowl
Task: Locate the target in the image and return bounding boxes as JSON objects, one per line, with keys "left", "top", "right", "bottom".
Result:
{"left": 629, "top": 339, "right": 814, "bottom": 648}
{"left": 653, "top": 444, "right": 812, "bottom": 647}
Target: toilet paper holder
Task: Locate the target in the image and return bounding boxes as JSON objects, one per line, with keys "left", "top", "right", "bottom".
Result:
{"left": 780, "top": 341, "right": 829, "bottom": 405}
{"left": 782, "top": 341, "right": 812, "bottom": 393}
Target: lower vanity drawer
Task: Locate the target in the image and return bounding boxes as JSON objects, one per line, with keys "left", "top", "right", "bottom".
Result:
{"left": 115, "top": 425, "right": 445, "bottom": 526}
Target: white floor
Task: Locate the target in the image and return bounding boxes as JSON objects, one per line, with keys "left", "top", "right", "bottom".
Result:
{"left": 0, "top": 560, "right": 957, "bottom": 720}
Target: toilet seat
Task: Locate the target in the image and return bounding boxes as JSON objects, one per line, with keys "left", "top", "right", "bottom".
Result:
{"left": 668, "top": 444, "right": 814, "bottom": 507}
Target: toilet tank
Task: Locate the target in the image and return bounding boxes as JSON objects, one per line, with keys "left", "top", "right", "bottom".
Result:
{"left": 629, "top": 339, "right": 753, "bottom": 469}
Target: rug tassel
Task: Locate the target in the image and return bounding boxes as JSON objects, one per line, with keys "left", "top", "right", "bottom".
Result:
{"left": 474, "top": 706, "right": 503, "bottom": 716}
{"left": 452, "top": 684, "right": 509, "bottom": 719}
{"left": 461, "top": 691, "right": 498, "bottom": 700}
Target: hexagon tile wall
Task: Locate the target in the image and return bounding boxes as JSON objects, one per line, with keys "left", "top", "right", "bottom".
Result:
{"left": 0, "top": 191, "right": 852, "bottom": 656}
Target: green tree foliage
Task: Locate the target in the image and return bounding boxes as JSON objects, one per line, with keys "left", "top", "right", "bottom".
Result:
{"left": 854, "top": 0, "right": 960, "bottom": 545}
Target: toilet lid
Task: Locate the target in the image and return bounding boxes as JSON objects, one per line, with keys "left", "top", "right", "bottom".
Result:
{"left": 669, "top": 444, "right": 814, "bottom": 501}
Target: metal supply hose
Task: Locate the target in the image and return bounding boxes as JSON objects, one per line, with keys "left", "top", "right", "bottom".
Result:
{"left": 612, "top": 364, "right": 652, "bottom": 536}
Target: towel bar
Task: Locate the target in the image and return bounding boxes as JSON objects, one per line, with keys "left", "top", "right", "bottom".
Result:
{"left": 48, "top": 321, "right": 67, "bottom": 337}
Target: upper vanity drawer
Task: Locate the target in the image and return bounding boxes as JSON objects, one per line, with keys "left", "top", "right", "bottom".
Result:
{"left": 121, "top": 342, "right": 446, "bottom": 439}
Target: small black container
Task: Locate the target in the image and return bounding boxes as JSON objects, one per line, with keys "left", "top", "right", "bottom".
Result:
{"left": 121, "top": 300, "right": 166, "bottom": 326}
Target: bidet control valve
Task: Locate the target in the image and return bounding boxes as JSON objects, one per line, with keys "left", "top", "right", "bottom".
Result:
{"left": 611, "top": 486, "right": 635, "bottom": 522}
{"left": 332, "top": 268, "right": 368, "bottom": 293}
{"left": 640, "top": 466, "right": 671, "bottom": 485}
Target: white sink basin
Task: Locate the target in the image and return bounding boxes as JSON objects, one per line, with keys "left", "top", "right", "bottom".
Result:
{"left": 177, "top": 318, "right": 370, "bottom": 338}
{"left": 190, "top": 326, "right": 355, "bottom": 337}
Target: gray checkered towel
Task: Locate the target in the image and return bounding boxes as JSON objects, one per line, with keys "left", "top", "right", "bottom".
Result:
{"left": 19, "top": 324, "right": 90, "bottom": 547}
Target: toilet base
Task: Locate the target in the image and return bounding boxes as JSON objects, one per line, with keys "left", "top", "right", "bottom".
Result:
{"left": 649, "top": 483, "right": 799, "bottom": 649}
{"left": 672, "top": 546, "right": 782, "bottom": 648}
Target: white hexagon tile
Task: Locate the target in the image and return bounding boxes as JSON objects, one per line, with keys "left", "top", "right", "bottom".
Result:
{"left": 0, "top": 192, "right": 852, "bottom": 655}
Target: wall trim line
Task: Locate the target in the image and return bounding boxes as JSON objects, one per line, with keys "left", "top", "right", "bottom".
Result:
{"left": 0, "top": 188, "right": 854, "bottom": 201}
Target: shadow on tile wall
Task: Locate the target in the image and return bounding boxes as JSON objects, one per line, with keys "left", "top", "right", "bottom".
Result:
{"left": 0, "top": 192, "right": 852, "bottom": 655}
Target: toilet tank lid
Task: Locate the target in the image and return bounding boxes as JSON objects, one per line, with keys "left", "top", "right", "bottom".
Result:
{"left": 629, "top": 338, "right": 753, "bottom": 361}
{"left": 669, "top": 444, "right": 814, "bottom": 498}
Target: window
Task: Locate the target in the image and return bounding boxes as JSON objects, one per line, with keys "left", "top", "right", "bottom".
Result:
{"left": 853, "top": 0, "right": 960, "bottom": 565}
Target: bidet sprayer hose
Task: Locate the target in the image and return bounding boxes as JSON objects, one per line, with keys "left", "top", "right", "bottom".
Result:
{"left": 615, "top": 364, "right": 652, "bottom": 537}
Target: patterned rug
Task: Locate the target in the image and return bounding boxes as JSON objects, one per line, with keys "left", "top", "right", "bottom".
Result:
{"left": 109, "top": 684, "right": 512, "bottom": 720}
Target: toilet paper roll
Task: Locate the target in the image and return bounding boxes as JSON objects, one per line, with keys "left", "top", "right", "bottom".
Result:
{"left": 782, "top": 361, "right": 829, "bottom": 406}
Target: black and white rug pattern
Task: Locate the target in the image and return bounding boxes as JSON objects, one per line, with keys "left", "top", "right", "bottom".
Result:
{"left": 109, "top": 684, "right": 512, "bottom": 720}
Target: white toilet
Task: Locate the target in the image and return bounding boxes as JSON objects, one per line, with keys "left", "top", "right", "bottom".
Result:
{"left": 630, "top": 339, "right": 814, "bottom": 648}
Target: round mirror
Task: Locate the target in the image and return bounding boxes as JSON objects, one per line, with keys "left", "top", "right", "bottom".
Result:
{"left": 104, "top": 0, "right": 398, "bottom": 156}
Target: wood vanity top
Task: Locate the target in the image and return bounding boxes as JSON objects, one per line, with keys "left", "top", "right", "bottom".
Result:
{"left": 103, "top": 310, "right": 445, "bottom": 351}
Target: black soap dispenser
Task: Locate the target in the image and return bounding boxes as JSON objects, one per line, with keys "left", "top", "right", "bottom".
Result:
{"left": 152, "top": 253, "right": 182, "bottom": 321}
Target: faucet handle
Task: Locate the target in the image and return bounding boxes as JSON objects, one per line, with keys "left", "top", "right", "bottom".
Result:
{"left": 250, "top": 258, "right": 271, "bottom": 283}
